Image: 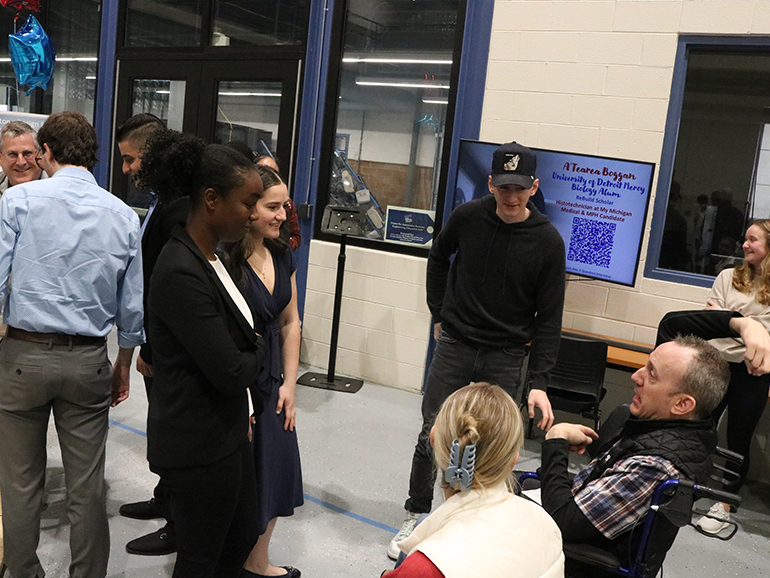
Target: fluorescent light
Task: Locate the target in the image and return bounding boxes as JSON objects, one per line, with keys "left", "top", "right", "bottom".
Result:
{"left": 343, "top": 57, "right": 452, "bottom": 65}
{"left": 217, "top": 92, "right": 281, "bottom": 97}
{"left": 0, "top": 56, "right": 96, "bottom": 62}
{"left": 423, "top": 98, "right": 448, "bottom": 104}
{"left": 155, "top": 90, "right": 171, "bottom": 94}
{"left": 356, "top": 79, "right": 450, "bottom": 89}
{"left": 86, "top": 76, "right": 96, "bottom": 80}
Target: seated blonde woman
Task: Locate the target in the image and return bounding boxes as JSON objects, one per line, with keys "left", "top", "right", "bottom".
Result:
{"left": 384, "top": 383, "right": 564, "bottom": 578}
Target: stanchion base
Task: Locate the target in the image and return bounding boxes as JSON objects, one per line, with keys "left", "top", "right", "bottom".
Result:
{"left": 297, "top": 371, "right": 364, "bottom": 393}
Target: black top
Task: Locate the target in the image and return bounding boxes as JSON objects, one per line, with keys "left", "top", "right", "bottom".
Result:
{"left": 147, "top": 228, "right": 265, "bottom": 468}
{"left": 427, "top": 195, "right": 566, "bottom": 390}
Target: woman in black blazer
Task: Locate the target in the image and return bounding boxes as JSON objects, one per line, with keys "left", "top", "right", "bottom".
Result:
{"left": 139, "top": 130, "right": 266, "bottom": 578}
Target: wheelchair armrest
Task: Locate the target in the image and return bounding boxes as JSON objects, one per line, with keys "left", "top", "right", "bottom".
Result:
{"left": 693, "top": 484, "right": 741, "bottom": 511}
{"left": 563, "top": 542, "right": 621, "bottom": 573}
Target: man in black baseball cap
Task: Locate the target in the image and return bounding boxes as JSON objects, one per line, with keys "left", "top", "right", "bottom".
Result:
{"left": 389, "top": 140, "right": 566, "bottom": 558}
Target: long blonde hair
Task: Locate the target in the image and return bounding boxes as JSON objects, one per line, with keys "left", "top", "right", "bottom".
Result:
{"left": 433, "top": 383, "right": 523, "bottom": 493}
{"left": 732, "top": 219, "right": 770, "bottom": 305}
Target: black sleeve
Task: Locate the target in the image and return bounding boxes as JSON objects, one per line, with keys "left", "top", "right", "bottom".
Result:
{"left": 528, "top": 230, "right": 566, "bottom": 391}
{"left": 655, "top": 310, "right": 741, "bottom": 346}
{"left": 425, "top": 212, "right": 460, "bottom": 322}
{"left": 540, "top": 438, "right": 607, "bottom": 544}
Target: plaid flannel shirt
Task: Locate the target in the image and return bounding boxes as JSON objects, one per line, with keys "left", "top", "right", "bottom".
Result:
{"left": 571, "top": 442, "right": 681, "bottom": 540}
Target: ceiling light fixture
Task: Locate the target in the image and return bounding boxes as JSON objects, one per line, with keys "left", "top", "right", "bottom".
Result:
{"left": 343, "top": 57, "right": 452, "bottom": 65}
{"left": 355, "top": 79, "right": 450, "bottom": 89}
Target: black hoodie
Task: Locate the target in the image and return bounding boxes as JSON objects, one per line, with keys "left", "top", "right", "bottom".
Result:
{"left": 427, "top": 195, "right": 566, "bottom": 390}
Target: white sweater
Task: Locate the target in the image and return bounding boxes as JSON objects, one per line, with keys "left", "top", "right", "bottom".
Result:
{"left": 398, "top": 483, "right": 564, "bottom": 578}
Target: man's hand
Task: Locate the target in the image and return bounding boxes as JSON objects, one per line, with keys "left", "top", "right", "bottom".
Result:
{"left": 135, "top": 353, "right": 154, "bottom": 377}
{"left": 528, "top": 388, "right": 554, "bottom": 431}
{"left": 545, "top": 423, "right": 599, "bottom": 454}
{"left": 111, "top": 347, "right": 134, "bottom": 407}
{"left": 730, "top": 316, "right": 770, "bottom": 376}
{"left": 433, "top": 322, "right": 442, "bottom": 340}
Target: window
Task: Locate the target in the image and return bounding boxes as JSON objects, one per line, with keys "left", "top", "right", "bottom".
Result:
{"left": 649, "top": 39, "right": 770, "bottom": 285}
{"left": 317, "top": 0, "right": 462, "bottom": 248}
{"left": 124, "top": 0, "right": 309, "bottom": 48}
{"left": 0, "top": 0, "right": 100, "bottom": 118}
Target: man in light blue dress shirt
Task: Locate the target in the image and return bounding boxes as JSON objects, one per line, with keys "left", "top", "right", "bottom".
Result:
{"left": 0, "top": 112, "right": 144, "bottom": 578}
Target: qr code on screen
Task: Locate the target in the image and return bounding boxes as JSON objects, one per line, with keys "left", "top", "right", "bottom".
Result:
{"left": 567, "top": 217, "right": 615, "bottom": 268}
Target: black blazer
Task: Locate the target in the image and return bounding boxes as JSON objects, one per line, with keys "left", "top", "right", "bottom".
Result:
{"left": 140, "top": 197, "right": 189, "bottom": 365}
{"left": 147, "top": 228, "right": 265, "bottom": 469}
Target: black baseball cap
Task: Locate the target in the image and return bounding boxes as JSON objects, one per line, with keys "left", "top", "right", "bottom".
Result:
{"left": 490, "top": 141, "right": 537, "bottom": 188}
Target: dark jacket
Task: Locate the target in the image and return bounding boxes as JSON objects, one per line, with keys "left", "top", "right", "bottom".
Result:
{"left": 140, "top": 196, "right": 189, "bottom": 365}
{"left": 147, "top": 228, "right": 265, "bottom": 469}
{"left": 427, "top": 195, "right": 566, "bottom": 390}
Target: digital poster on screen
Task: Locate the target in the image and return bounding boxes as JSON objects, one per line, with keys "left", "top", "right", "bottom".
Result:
{"left": 454, "top": 140, "right": 655, "bottom": 287}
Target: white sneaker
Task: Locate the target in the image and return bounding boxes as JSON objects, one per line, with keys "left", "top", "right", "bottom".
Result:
{"left": 695, "top": 502, "right": 730, "bottom": 535}
{"left": 387, "top": 511, "right": 421, "bottom": 560}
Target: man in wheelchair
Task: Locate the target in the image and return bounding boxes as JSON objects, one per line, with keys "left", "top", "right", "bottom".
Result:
{"left": 538, "top": 336, "right": 729, "bottom": 576}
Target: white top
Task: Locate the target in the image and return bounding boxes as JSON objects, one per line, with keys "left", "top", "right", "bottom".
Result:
{"left": 708, "top": 268, "right": 770, "bottom": 363}
{"left": 399, "top": 482, "right": 564, "bottom": 578}
{"left": 209, "top": 255, "right": 254, "bottom": 329}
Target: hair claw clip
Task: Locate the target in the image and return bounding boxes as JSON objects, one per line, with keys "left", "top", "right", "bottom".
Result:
{"left": 444, "top": 439, "right": 476, "bottom": 491}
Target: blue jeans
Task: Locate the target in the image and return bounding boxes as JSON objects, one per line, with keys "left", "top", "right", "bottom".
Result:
{"left": 404, "top": 330, "right": 525, "bottom": 513}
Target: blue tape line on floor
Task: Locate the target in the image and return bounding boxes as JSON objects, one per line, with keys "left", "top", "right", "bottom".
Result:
{"left": 303, "top": 494, "right": 398, "bottom": 534}
{"left": 108, "top": 418, "right": 399, "bottom": 535}
{"left": 109, "top": 418, "right": 147, "bottom": 437}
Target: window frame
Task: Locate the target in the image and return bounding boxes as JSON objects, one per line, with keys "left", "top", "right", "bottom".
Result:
{"left": 645, "top": 35, "right": 770, "bottom": 288}
{"left": 311, "top": 0, "right": 493, "bottom": 256}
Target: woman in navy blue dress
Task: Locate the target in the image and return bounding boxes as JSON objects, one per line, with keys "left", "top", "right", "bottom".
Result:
{"left": 227, "top": 165, "right": 303, "bottom": 578}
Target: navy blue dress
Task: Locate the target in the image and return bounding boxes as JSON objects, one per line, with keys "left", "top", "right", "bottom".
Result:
{"left": 243, "top": 247, "right": 303, "bottom": 534}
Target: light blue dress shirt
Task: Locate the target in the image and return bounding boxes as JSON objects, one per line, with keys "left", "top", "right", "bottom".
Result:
{"left": 0, "top": 166, "right": 145, "bottom": 349}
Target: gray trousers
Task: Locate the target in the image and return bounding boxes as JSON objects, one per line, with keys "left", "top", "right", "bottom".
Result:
{"left": 0, "top": 337, "right": 112, "bottom": 578}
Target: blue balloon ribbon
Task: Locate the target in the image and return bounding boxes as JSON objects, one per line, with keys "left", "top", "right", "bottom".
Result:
{"left": 9, "top": 15, "right": 55, "bottom": 94}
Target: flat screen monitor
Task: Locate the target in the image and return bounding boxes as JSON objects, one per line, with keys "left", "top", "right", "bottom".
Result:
{"left": 453, "top": 139, "right": 655, "bottom": 287}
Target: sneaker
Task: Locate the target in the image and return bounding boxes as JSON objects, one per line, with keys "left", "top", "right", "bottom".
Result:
{"left": 125, "top": 525, "right": 177, "bottom": 555}
{"left": 695, "top": 502, "right": 730, "bottom": 535}
{"left": 119, "top": 497, "right": 163, "bottom": 520}
{"left": 387, "top": 511, "right": 420, "bottom": 560}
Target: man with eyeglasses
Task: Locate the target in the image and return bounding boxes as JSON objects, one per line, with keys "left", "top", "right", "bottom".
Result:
{"left": 0, "top": 121, "right": 46, "bottom": 194}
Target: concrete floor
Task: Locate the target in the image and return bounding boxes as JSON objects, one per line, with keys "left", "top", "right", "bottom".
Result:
{"left": 17, "top": 338, "right": 770, "bottom": 578}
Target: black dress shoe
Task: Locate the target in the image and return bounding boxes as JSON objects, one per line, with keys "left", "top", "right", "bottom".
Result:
{"left": 242, "top": 566, "right": 301, "bottom": 578}
{"left": 125, "top": 526, "right": 177, "bottom": 555}
{"left": 119, "top": 497, "right": 164, "bottom": 520}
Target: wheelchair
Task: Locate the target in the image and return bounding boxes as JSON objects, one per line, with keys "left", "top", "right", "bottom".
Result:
{"left": 519, "top": 405, "right": 742, "bottom": 578}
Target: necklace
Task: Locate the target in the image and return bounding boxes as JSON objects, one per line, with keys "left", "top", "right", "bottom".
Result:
{"left": 249, "top": 244, "right": 269, "bottom": 280}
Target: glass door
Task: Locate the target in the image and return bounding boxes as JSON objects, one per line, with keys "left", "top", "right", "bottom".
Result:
{"left": 113, "top": 59, "right": 300, "bottom": 206}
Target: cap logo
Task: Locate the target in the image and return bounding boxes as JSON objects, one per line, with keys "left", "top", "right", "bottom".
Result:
{"left": 504, "top": 154, "right": 520, "bottom": 172}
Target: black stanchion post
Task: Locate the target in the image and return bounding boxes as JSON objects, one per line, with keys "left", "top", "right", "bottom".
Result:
{"left": 297, "top": 207, "right": 364, "bottom": 393}
{"left": 326, "top": 233, "right": 347, "bottom": 382}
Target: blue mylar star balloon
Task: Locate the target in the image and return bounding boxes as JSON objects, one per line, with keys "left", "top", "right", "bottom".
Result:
{"left": 9, "top": 15, "right": 55, "bottom": 94}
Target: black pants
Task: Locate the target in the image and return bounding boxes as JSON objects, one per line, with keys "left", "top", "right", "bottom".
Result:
{"left": 713, "top": 362, "right": 770, "bottom": 492}
{"left": 152, "top": 441, "right": 259, "bottom": 578}
{"left": 145, "top": 375, "right": 174, "bottom": 529}
{"left": 656, "top": 310, "right": 769, "bottom": 492}
{"left": 405, "top": 331, "right": 525, "bottom": 513}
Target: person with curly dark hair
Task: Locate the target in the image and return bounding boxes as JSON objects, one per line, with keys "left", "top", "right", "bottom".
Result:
{"left": 139, "top": 129, "right": 267, "bottom": 578}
